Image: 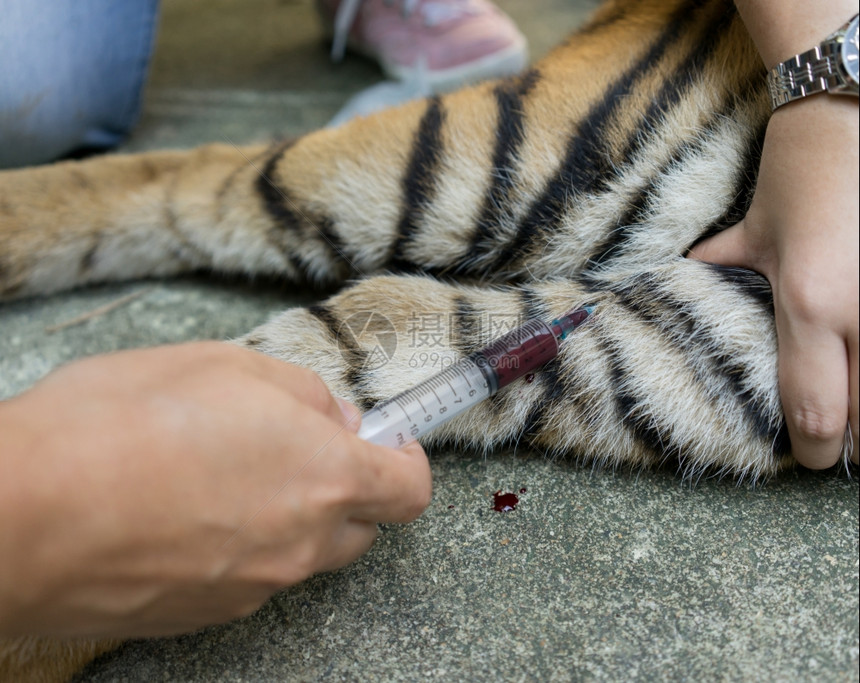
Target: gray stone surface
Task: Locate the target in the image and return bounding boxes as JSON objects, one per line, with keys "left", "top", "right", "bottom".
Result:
{"left": 0, "top": 0, "right": 857, "bottom": 681}
{"left": 71, "top": 458, "right": 859, "bottom": 682}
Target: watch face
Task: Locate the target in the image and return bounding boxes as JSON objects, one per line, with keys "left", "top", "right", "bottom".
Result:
{"left": 842, "top": 15, "right": 860, "bottom": 85}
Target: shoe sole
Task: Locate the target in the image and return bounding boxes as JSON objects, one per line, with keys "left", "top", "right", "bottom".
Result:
{"left": 350, "top": 36, "right": 529, "bottom": 92}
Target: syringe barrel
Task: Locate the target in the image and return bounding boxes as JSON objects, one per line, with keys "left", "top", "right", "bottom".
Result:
{"left": 357, "top": 356, "right": 492, "bottom": 449}
{"left": 357, "top": 307, "right": 592, "bottom": 449}
{"left": 471, "top": 318, "right": 559, "bottom": 391}
{"left": 357, "top": 319, "right": 561, "bottom": 449}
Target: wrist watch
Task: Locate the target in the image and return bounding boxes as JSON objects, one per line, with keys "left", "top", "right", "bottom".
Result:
{"left": 767, "top": 13, "right": 860, "bottom": 111}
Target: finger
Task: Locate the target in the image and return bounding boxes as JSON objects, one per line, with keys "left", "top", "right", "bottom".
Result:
{"left": 235, "top": 520, "right": 378, "bottom": 587}
{"left": 316, "top": 519, "right": 379, "bottom": 574}
{"left": 243, "top": 354, "right": 356, "bottom": 430}
{"left": 344, "top": 437, "right": 433, "bottom": 523}
{"left": 849, "top": 335, "right": 858, "bottom": 465}
{"left": 777, "top": 319, "right": 849, "bottom": 469}
{"left": 335, "top": 397, "right": 362, "bottom": 434}
{"left": 686, "top": 221, "right": 755, "bottom": 270}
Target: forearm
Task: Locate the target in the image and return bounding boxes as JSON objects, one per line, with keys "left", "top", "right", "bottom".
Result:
{"left": 736, "top": 0, "right": 859, "bottom": 196}
{"left": 736, "top": 0, "right": 858, "bottom": 67}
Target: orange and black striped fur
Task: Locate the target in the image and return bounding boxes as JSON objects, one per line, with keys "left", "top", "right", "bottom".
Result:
{"left": 0, "top": 0, "right": 827, "bottom": 679}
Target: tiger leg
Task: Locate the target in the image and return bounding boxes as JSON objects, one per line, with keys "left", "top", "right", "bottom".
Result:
{"left": 0, "top": 0, "right": 765, "bottom": 302}
{"left": 0, "top": 143, "right": 301, "bottom": 299}
{"left": 0, "top": 635, "right": 120, "bottom": 683}
{"left": 0, "top": 81, "right": 473, "bottom": 300}
{"left": 0, "top": 68, "right": 512, "bottom": 300}
{"left": 236, "top": 265, "right": 790, "bottom": 480}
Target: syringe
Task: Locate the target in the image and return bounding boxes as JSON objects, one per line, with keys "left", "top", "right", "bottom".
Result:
{"left": 357, "top": 306, "right": 594, "bottom": 449}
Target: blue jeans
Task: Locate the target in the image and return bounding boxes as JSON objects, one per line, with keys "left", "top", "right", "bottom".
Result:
{"left": 0, "top": 0, "right": 160, "bottom": 169}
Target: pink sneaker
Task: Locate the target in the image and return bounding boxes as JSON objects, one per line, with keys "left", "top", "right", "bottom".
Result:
{"left": 318, "top": 0, "right": 528, "bottom": 91}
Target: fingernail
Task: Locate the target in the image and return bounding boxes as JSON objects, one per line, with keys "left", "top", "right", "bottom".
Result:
{"left": 336, "top": 397, "right": 361, "bottom": 433}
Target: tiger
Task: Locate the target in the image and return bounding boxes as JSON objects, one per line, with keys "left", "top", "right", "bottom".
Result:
{"left": 0, "top": 0, "right": 854, "bottom": 679}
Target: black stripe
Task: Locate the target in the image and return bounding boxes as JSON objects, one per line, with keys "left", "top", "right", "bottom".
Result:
{"left": 314, "top": 214, "right": 352, "bottom": 275}
{"left": 581, "top": 8, "right": 742, "bottom": 272}
{"left": 452, "top": 295, "right": 518, "bottom": 422}
{"left": 389, "top": 96, "right": 446, "bottom": 270}
{"left": 688, "top": 119, "right": 766, "bottom": 249}
{"left": 599, "top": 335, "right": 673, "bottom": 457}
{"left": 265, "top": 230, "right": 312, "bottom": 281}
{"left": 452, "top": 295, "right": 480, "bottom": 353}
{"left": 257, "top": 142, "right": 313, "bottom": 277}
{"left": 484, "top": 287, "right": 543, "bottom": 424}
{"left": 517, "top": 358, "right": 562, "bottom": 444}
{"left": 506, "top": 287, "right": 555, "bottom": 442}
{"left": 583, "top": 116, "right": 717, "bottom": 272}
{"left": 708, "top": 264, "right": 773, "bottom": 311}
{"left": 257, "top": 141, "right": 299, "bottom": 233}
{"left": 307, "top": 304, "right": 353, "bottom": 350}
{"left": 569, "top": 0, "right": 630, "bottom": 38}
{"left": 586, "top": 86, "right": 762, "bottom": 274}
{"left": 612, "top": 6, "right": 738, "bottom": 175}
{"left": 462, "top": 69, "right": 541, "bottom": 272}
{"left": 771, "top": 420, "right": 791, "bottom": 463}
{"left": 307, "top": 304, "right": 373, "bottom": 411}
{"left": 217, "top": 147, "right": 269, "bottom": 222}
{"left": 512, "top": 283, "right": 608, "bottom": 448}
{"left": 490, "top": 0, "right": 715, "bottom": 272}
{"left": 517, "top": 285, "right": 546, "bottom": 323}
{"left": 256, "top": 141, "right": 352, "bottom": 280}
{"left": 608, "top": 273, "right": 785, "bottom": 457}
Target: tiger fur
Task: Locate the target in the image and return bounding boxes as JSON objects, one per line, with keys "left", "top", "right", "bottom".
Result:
{"left": 0, "top": 0, "right": 840, "bottom": 679}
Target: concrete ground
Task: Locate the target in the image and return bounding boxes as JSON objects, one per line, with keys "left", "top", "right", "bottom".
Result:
{"left": 1, "top": 0, "right": 858, "bottom": 680}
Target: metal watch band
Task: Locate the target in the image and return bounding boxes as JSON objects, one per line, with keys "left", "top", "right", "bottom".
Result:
{"left": 767, "top": 43, "right": 842, "bottom": 111}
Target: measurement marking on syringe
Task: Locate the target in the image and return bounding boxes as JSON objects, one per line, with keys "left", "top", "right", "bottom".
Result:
{"left": 427, "top": 375, "right": 444, "bottom": 403}
{"left": 395, "top": 400, "right": 412, "bottom": 422}
{"left": 462, "top": 367, "right": 475, "bottom": 389}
